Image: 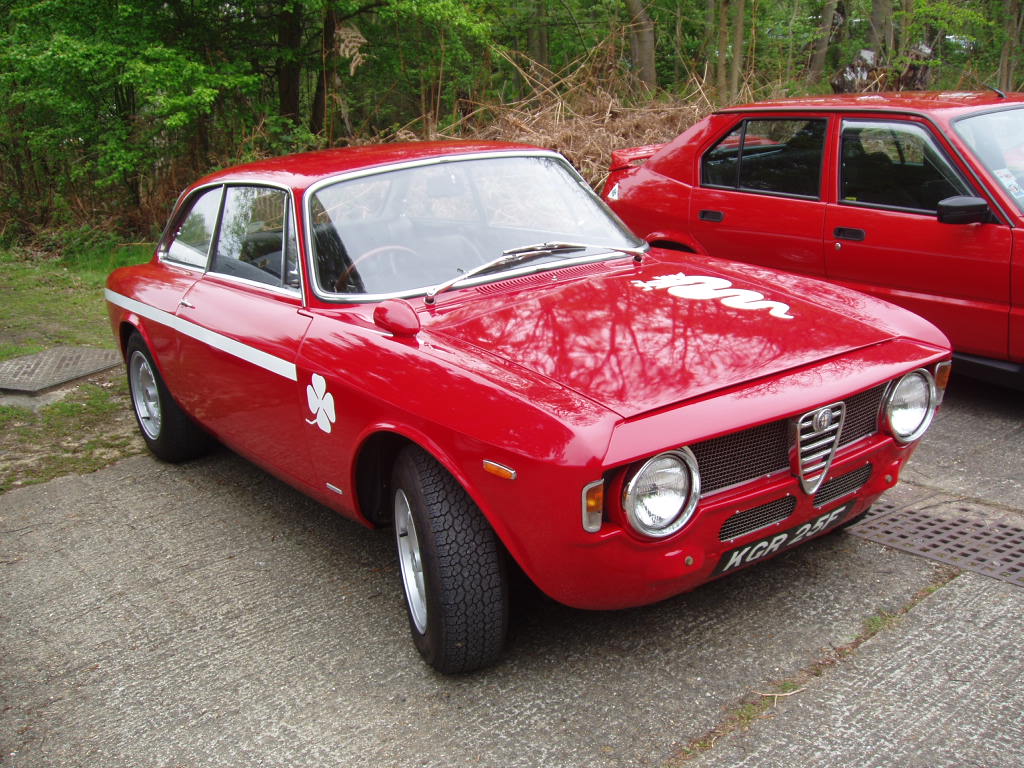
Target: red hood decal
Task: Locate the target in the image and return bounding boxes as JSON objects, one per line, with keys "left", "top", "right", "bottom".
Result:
{"left": 427, "top": 254, "right": 926, "bottom": 418}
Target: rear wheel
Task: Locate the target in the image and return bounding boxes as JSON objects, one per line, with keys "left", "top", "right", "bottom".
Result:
{"left": 126, "top": 333, "right": 211, "bottom": 463}
{"left": 392, "top": 446, "right": 509, "bottom": 673}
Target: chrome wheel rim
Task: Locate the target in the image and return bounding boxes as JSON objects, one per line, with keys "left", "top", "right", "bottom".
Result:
{"left": 394, "top": 489, "right": 428, "bottom": 633}
{"left": 129, "top": 350, "right": 162, "bottom": 440}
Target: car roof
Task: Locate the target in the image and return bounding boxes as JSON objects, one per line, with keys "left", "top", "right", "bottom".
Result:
{"left": 195, "top": 140, "right": 546, "bottom": 191}
{"left": 720, "top": 91, "right": 1024, "bottom": 121}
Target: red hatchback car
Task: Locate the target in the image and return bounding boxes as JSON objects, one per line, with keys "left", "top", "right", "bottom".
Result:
{"left": 603, "top": 92, "right": 1024, "bottom": 388}
{"left": 107, "top": 141, "right": 951, "bottom": 672}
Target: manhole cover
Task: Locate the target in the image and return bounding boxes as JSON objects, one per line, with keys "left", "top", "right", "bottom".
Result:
{"left": 0, "top": 346, "right": 121, "bottom": 394}
{"left": 849, "top": 503, "right": 1024, "bottom": 588}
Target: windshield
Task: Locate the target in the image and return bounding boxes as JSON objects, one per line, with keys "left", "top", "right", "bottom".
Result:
{"left": 954, "top": 107, "right": 1024, "bottom": 214}
{"left": 307, "top": 154, "right": 643, "bottom": 298}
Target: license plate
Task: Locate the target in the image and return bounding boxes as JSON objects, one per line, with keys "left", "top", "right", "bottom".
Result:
{"left": 712, "top": 502, "right": 856, "bottom": 577}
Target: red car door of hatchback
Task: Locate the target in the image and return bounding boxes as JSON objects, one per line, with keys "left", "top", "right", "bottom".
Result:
{"left": 824, "top": 116, "right": 1013, "bottom": 360}
{"left": 688, "top": 115, "right": 830, "bottom": 277}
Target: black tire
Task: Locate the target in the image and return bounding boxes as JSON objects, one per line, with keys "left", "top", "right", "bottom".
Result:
{"left": 125, "top": 333, "right": 211, "bottom": 463}
{"left": 391, "top": 445, "right": 509, "bottom": 673}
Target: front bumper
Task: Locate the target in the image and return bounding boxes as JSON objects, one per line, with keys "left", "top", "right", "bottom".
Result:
{"left": 527, "top": 433, "right": 913, "bottom": 610}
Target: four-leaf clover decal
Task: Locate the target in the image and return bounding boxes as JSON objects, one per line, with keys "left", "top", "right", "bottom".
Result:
{"left": 306, "top": 373, "right": 336, "bottom": 433}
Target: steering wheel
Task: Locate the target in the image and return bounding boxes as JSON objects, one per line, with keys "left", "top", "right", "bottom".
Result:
{"left": 335, "top": 245, "right": 419, "bottom": 293}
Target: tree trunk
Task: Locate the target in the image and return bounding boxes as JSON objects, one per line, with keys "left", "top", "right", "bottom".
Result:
{"left": 703, "top": 0, "right": 716, "bottom": 60}
{"left": 716, "top": 0, "right": 729, "bottom": 97}
{"left": 276, "top": 6, "right": 303, "bottom": 124}
{"left": 869, "top": 0, "right": 893, "bottom": 63}
{"left": 310, "top": 7, "right": 338, "bottom": 137}
{"left": 998, "top": 0, "right": 1023, "bottom": 91}
{"left": 527, "top": 0, "right": 550, "bottom": 72}
{"left": 624, "top": 0, "right": 657, "bottom": 89}
{"left": 896, "top": 0, "right": 913, "bottom": 59}
{"left": 728, "top": 0, "right": 745, "bottom": 97}
{"left": 807, "top": 0, "right": 839, "bottom": 84}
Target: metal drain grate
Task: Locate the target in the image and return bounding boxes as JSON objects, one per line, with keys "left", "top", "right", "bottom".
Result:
{"left": 849, "top": 505, "right": 1024, "bottom": 588}
{"left": 0, "top": 346, "right": 121, "bottom": 394}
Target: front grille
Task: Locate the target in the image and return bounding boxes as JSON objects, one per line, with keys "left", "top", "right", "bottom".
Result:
{"left": 692, "top": 420, "right": 790, "bottom": 494}
{"left": 691, "top": 386, "right": 886, "bottom": 497}
{"left": 839, "top": 385, "right": 886, "bottom": 446}
{"left": 814, "top": 463, "right": 873, "bottom": 507}
{"left": 796, "top": 402, "right": 845, "bottom": 494}
{"left": 719, "top": 496, "right": 797, "bottom": 541}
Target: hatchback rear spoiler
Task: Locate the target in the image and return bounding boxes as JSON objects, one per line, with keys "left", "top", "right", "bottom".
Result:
{"left": 609, "top": 144, "right": 665, "bottom": 172}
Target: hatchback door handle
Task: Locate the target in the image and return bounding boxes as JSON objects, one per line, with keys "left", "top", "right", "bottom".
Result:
{"left": 834, "top": 227, "right": 866, "bottom": 241}
{"left": 699, "top": 209, "right": 725, "bottom": 222}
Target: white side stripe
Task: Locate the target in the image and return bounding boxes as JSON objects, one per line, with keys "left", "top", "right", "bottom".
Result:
{"left": 106, "top": 289, "right": 298, "bottom": 381}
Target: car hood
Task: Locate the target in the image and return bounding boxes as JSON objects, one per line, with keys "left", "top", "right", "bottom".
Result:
{"left": 426, "top": 252, "right": 942, "bottom": 419}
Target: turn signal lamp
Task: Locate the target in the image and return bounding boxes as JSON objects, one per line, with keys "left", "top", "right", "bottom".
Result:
{"left": 582, "top": 480, "right": 605, "bottom": 533}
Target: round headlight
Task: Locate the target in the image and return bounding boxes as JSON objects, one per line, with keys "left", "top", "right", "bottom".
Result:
{"left": 884, "top": 369, "right": 937, "bottom": 443}
{"left": 622, "top": 449, "right": 701, "bottom": 538}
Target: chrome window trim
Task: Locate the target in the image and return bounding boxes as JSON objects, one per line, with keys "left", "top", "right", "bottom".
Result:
{"left": 159, "top": 183, "right": 224, "bottom": 270}
{"left": 700, "top": 116, "right": 829, "bottom": 201}
{"left": 302, "top": 150, "right": 645, "bottom": 304}
{"left": 837, "top": 117, "right": 978, "bottom": 215}
{"left": 203, "top": 270, "right": 304, "bottom": 299}
{"left": 158, "top": 180, "right": 306, "bottom": 303}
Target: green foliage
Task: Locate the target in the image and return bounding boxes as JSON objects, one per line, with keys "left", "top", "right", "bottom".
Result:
{"left": 0, "top": 0, "right": 1014, "bottom": 242}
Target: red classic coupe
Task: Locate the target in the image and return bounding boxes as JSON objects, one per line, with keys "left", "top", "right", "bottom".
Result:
{"left": 107, "top": 141, "right": 951, "bottom": 672}
{"left": 603, "top": 92, "right": 1024, "bottom": 388}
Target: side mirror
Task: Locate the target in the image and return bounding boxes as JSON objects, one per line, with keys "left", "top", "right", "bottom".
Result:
{"left": 373, "top": 298, "right": 421, "bottom": 337}
{"left": 937, "top": 196, "right": 991, "bottom": 225}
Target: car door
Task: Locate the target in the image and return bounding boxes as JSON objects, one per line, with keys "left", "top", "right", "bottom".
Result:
{"left": 825, "top": 118, "right": 1013, "bottom": 359}
{"left": 170, "top": 184, "right": 316, "bottom": 486}
{"left": 688, "top": 116, "right": 829, "bottom": 276}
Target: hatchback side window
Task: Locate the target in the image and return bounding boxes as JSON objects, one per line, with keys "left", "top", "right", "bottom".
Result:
{"left": 840, "top": 120, "right": 972, "bottom": 212}
{"left": 702, "top": 118, "right": 826, "bottom": 198}
{"left": 164, "top": 186, "right": 223, "bottom": 268}
{"left": 210, "top": 186, "right": 296, "bottom": 288}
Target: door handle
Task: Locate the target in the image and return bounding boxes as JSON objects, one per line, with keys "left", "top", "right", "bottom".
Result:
{"left": 833, "top": 227, "right": 866, "bottom": 241}
{"left": 699, "top": 209, "right": 725, "bottom": 222}
{"left": 178, "top": 299, "right": 196, "bottom": 309}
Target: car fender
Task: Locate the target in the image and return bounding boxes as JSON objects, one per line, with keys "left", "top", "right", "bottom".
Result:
{"left": 296, "top": 317, "right": 619, "bottom": 565}
{"left": 643, "top": 231, "right": 705, "bottom": 254}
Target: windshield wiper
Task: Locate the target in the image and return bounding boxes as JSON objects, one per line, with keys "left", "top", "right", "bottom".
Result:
{"left": 503, "top": 241, "right": 647, "bottom": 260}
{"left": 423, "top": 241, "right": 647, "bottom": 304}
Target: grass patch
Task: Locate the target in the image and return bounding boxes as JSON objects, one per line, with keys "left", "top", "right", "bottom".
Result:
{"left": 0, "top": 240, "right": 151, "bottom": 362}
{"left": 0, "top": 235, "right": 152, "bottom": 491}
{"left": 0, "top": 371, "right": 145, "bottom": 492}
{"left": 862, "top": 610, "right": 899, "bottom": 637}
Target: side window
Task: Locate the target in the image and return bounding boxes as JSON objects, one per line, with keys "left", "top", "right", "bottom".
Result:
{"left": 210, "top": 186, "right": 296, "bottom": 288}
{"left": 840, "top": 120, "right": 972, "bottom": 212}
{"left": 702, "top": 118, "right": 826, "bottom": 198}
{"left": 164, "top": 187, "right": 223, "bottom": 268}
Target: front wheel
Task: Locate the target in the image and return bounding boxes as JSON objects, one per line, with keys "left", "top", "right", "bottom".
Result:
{"left": 392, "top": 446, "right": 509, "bottom": 673}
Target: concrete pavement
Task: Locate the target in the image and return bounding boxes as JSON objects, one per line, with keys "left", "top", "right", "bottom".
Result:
{"left": 1, "top": 372, "right": 1021, "bottom": 767}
